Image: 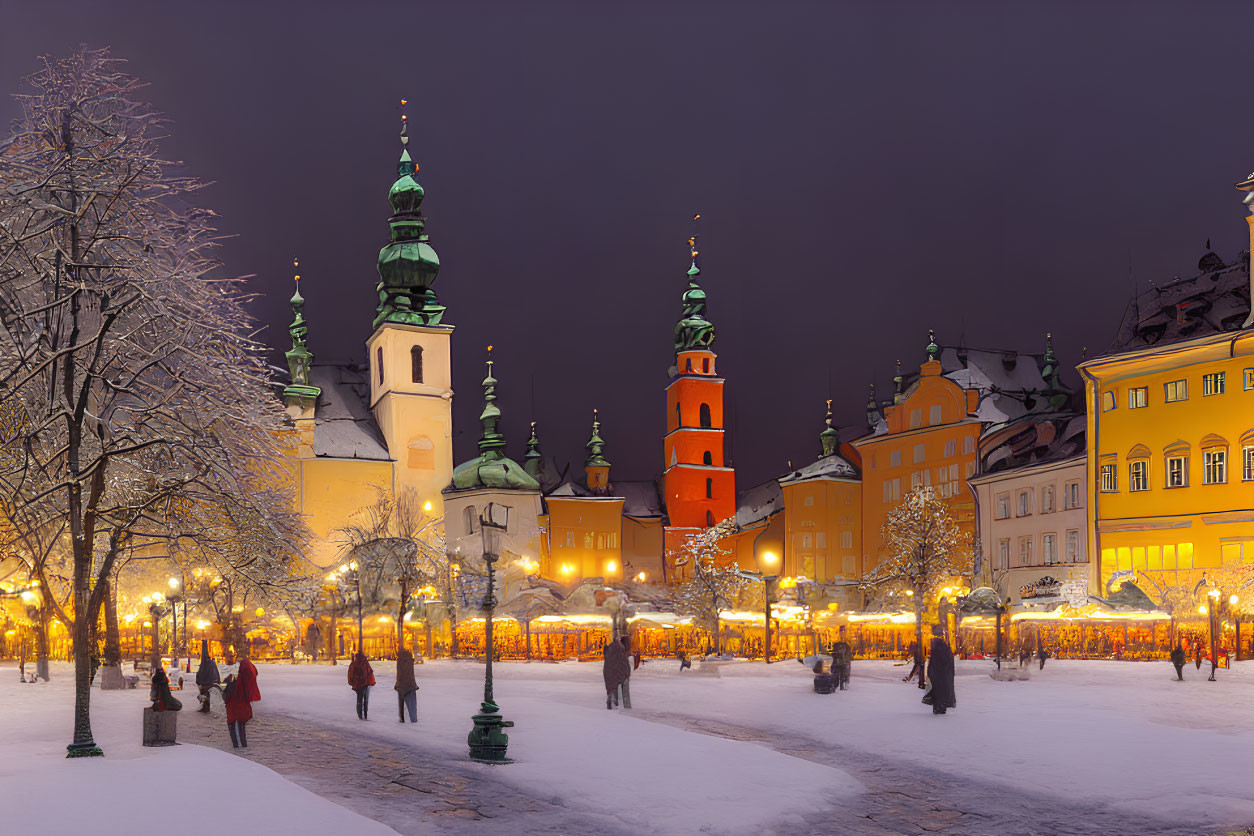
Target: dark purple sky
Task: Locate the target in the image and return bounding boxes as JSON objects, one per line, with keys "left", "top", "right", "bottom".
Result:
{"left": 4, "top": 1, "right": 1254, "bottom": 488}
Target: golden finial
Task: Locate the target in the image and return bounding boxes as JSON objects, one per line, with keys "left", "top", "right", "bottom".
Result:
{"left": 486, "top": 344, "right": 494, "bottom": 371}
{"left": 293, "top": 256, "right": 300, "bottom": 283}
{"left": 826, "top": 398, "right": 832, "bottom": 410}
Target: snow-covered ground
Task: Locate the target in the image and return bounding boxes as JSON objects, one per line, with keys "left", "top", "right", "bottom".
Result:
{"left": 3, "top": 656, "right": 1252, "bottom": 834}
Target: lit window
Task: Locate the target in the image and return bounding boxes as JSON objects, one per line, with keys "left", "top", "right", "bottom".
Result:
{"left": 995, "top": 493, "right": 1010, "bottom": 520}
{"left": 1166, "top": 456, "right": 1188, "bottom": 488}
{"left": 1203, "top": 449, "right": 1227, "bottom": 484}
{"left": 802, "top": 534, "right": 812, "bottom": 549}
{"left": 1066, "top": 530, "right": 1079, "bottom": 563}
{"left": 929, "top": 405, "right": 942, "bottom": 426}
{"left": 1203, "top": 372, "right": 1226, "bottom": 396}
{"left": 1165, "top": 380, "right": 1187, "bottom": 402}
{"left": 911, "top": 471, "right": 923, "bottom": 489}
{"left": 1129, "top": 460, "right": 1148, "bottom": 492}
{"left": 1245, "top": 368, "right": 1254, "bottom": 391}
{"left": 1100, "top": 463, "right": 1118, "bottom": 492}
{"left": 1101, "top": 391, "right": 1116, "bottom": 411}
{"left": 1244, "top": 445, "right": 1254, "bottom": 481}
{"left": 965, "top": 461, "right": 976, "bottom": 478}
{"left": 1128, "top": 387, "right": 1147, "bottom": 409}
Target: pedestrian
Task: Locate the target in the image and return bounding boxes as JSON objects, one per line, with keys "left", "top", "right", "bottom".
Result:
{"left": 1036, "top": 638, "right": 1049, "bottom": 671}
{"left": 195, "top": 640, "right": 221, "bottom": 713}
{"left": 1170, "top": 643, "right": 1186, "bottom": 681}
{"left": 150, "top": 666, "right": 183, "bottom": 712}
{"left": 223, "top": 654, "right": 259, "bottom": 749}
{"left": 348, "top": 652, "right": 375, "bottom": 720}
{"left": 925, "top": 625, "right": 956, "bottom": 715}
{"left": 830, "top": 626, "right": 853, "bottom": 690}
{"left": 903, "top": 641, "right": 923, "bottom": 683}
{"left": 395, "top": 648, "right": 419, "bottom": 723}
{"left": 1194, "top": 642, "right": 1203, "bottom": 670}
{"left": 603, "top": 635, "right": 632, "bottom": 709}
{"left": 678, "top": 653, "right": 692, "bottom": 672}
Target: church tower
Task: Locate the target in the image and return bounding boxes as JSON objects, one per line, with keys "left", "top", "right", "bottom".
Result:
{"left": 662, "top": 232, "right": 736, "bottom": 570}
{"left": 366, "top": 102, "right": 454, "bottom": 516}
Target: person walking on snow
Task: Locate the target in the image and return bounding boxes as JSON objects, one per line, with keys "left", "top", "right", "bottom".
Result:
{"left": 348, "top": 652, "right": 375, "bottom": 720}
{"left": 1036, "top": 637, "right": 1049, "bottom": 671}
{"left": 395, "top": 648, "right": 419, "bottom": 723}
{"left": 223, "top": 655, "right": 260, "bottom": 749}
{"left": 195, "top": 640, "right": 220, "bottom": 713}
{"left": 603, "top": 635, "right": 632, "bottom": 709}
{"left": 830, "top": 626, "right": 853, "bottom": 690}
{"left": 925, "top": 625, "right": 956, "bottom": 715}
{"left": 1170, "top": 643, "right": 1186, "bottom": 681}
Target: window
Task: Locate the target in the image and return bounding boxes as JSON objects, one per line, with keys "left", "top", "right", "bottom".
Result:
{"left": 703, "top": 451, "right": 712, "bottom": 465}
{"left": 911, "top": 471, "right": 923, "bottom": 489}
{"left": 1128, "top": 387, "right": 1147, "bottom": 409}
{"left": 840, "top": 531, "right": 853, "bottom": 549}
{"left": 966, "top": 461, "right": 976, "bottom": 479}
{"left": 1165, "top": 380, "right": 1187, "bottom": 402}
{"left": 909, "top": 409, "right": 922, "bottom": 429}
{"left": 802, "top": 534, "right": 812, "bottom": 548}
{"left": 702, "top": 358, "right": 709, "bottom": 373}
{"left": 1064, "top": 481, "right": 1081, "bottom": 509}
{"left": 699, "top": 403, "right": 712, "bottom": 428}
{"left": 944, "top": 440, "right": 956, "bottom": 458}
{"left": 1019, "top": 536, "right": 1033, "bottom": 567}
{"left": 890, "top": 479, "right": 901, "bottom": 501}
{"left": 1100, "top": 462, "right": 1118, "bottom": 492}
{"left": 995, "top": 493, "right": 1010, "bottom": 520}
{"left": 890, "top": 450, "right": 901, "bottom": 467}
{"left": 705, "top": 478, "right": 712, "bottom": 499}
{"left": 804, "top": 495, "right": 815, "bottom": 506}
{"left": 1017, "top": 490, "right": 1032, "bottom": 516}
{"left": 1066, "top": 530, "right": 1079, "bottom": 563}
{"left": 685, "top": 358, "right": 693, "bottom": 372}
{"left": 913, "top": 443, "right": 925, "bottom": 463}
{"left": 1245, "top": 368, "right": 1254, "bottom": 391}
{"left": 608, "top": 533, "right": 618, "bottom": 549}
{"left": 1101, "top": 391, "right": 1116, "bottom": 411}
{"left": 675, "top": 402, "right": 681, "bottom": 428}
{"left": 1203, "top": 449, "right": 1227, "bottom": 484}
{"left": 1041, "top": 485, "right": 1055, "bottom": 513}
{"left": 584, "top": 532, "right": 594, "bottom": 549}
{"left": 411, "top": 345, "right": 423, "bottom": 383}
{"left": 929, "top": 405, "right": 942, "bottom": 426}
{"left": 463, "top": 505, "right": 477, "bottom": 535}
{"left": 706, "top": 510, "right": 715, "bottom": 526}
{"left": 1203, "top": 372, "right": 1226, "bottom": 396}
{"left": 948, "top": 464, "right": 959, "bottom": 481}
{"left": 1129, "top": 460, "right": 1149, "bottom": 492}
{"left": 816, "top": 532, "right": 827, "bottom": 548}
{"left": 1043, "top": 534, "right": 1057, "bottom": 565}
{"left": 998, "top": 539, "right": 1010, "bottom": 571}
{"left": 1244, "top": 445, "right": 1254, "bottom": 481}
{"left": 377, "top": 347, "right": 385, "bottom": 383}
{"left": 596, "top": 534, "right": 605, "bottom": 550}
{"left": 1166, "top": 456, "right": 1188, "bottom": 488}
{"left": 964, "top": 437, "right": 975, "bottom": 454}
{"left": 565, "top": 531, "right": 574, "bottom": 548}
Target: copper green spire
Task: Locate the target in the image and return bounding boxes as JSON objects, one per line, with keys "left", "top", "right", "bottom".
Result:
{"left": 820, "top": 398, "right": 840, "bottom": 458}
{"left": 477, "top": 346, "right": 506, "bottom": 459}
{"left": 523, "top": 420, "right": 543, "bottom": 479}
{"left": 673, "top": 217, "right": 715, "bottom": 353}
{"left": 375, "top": 98, "right": 445, "bottom": 329}
{"left": 865, "top": 383, "right": 878, "bottom": 429}
{"left": 585, "top": 408, "right": 610, "bottom": 467}
{"left": 283, "top": 258, "right": 321, "bottom": 406}
{"left": 892, "top": 360, "right": 904, "bottom": 405}
{"left": 925, "top": 329, "right": 941, "bottom": 362}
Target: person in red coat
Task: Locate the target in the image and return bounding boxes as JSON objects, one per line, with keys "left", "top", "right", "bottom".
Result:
{"left": 224, "top": 657, "right": 260, "bottom": 749}
{"left": 348, "top": 652, "right": 375, "bottom": 720}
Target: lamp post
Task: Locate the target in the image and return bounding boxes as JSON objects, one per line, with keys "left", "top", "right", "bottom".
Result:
{"left": 467, "top": 502, "right": 514, "bottom": 763}
{"left": 167, "top": 576, "right": 184, "bottom": 667}
{"left": 1207, "top": 587, "right": 1221, "bottom": 681}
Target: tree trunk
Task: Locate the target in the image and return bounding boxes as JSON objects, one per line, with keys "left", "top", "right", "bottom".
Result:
{"left": 35, "top": 605, "right": 51, "bottom": 681}
{"left": 329, "top": 601, "right": 338, "bottom": 665}
{"left": 103, "top": 578, "right": 121, "bottom": 666}
{"left": 914, "top": 592, "right": 925, "bottom": 689}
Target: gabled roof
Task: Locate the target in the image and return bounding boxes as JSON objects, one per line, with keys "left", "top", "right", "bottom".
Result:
{"left": 980, "top": 412, "right": 1086, "bottom": 475}
{"left": 1110, "top": 248, "right": 1250, "bottom": 353}
{"left": 778, "top": 454, "right": 859, "bottom": 486}
{"left": 736, "top": 479, "right": 783, "bottom": 527}
{"left": 617, "top": 479, "right": 665, "bottom": 518}
{"left": 308, "top": 364, "right": 391, "bottom": 461}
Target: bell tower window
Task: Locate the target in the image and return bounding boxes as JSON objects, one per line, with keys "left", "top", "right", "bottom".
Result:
{"left": 702, "top": 358, "right": 709, "bottom": 374}
{"left": 703, "top": 451, "right": 712, "bottom": 465}
{"left": 377, "top": 347, "right": 384, "bottom": 384}
{"left": 675, "top": 402, "right": 682, "bottom": 429}
{"left": 411, "top": 345, "right": 423, "bottom": 383}
{"left": 699, "top": 403, "right": 712, "bottom": 428}
{"left": 706, "top": 510, "right": 715, "bottom": 526}
{"left": 705, "top": 478, "right": 713, "bottom": 499}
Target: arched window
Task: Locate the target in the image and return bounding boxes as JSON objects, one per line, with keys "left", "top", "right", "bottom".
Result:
{"left": 699, "top": 403, "right": 711, "bottom": 428}
{"left": 377, "top": 347, "right": 385, "bottom": 384}
{"left": 675, "top": 402, "right": 682, "bottom": 429}
{"left": 703, "top": 451, "right": 712, "bottom": 465}
{"left": 705, "top": 478, "right": 713, "bottom": 499}
{"left": 705, "top": 510, "right": 715, "bottom": 527}
{"left": 463, "top": 505, "right": 477, "bottom": 535}
{"left": 411, "top": 345, "right": 423, "bottom": 383}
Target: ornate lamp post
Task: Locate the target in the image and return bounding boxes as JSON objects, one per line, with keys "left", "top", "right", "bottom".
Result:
{"left": 468, "top": 502, "right": 514, "bottom": 763}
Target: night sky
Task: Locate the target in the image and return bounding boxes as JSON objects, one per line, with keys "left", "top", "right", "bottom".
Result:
{"left": 4, "top": 1, "right": 1254, "bottom": 489}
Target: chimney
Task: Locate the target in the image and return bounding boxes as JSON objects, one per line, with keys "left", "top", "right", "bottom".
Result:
{"left": 1235, "top": 174, "right": 1254, "bottom": 328}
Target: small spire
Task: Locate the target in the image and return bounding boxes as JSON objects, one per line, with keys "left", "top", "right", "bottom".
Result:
{"left": 284, "top": 257, "right": 320, "bottom": 404}
{"left": 674, "top": 215, "right": 715, "bottom": 354}
{"left": 585, "top": 408, "right": 610, "bottom": 467}
{"left": 397, "top": 97, "right": 415, "bottom": 178}
{"left": 925, "top": 328, "right": 940, "bottom": 362}
{"left": 523, "top": 420, "right": 543, "bottom": 478}
{"left": 820, "top": 398, "right": 840, "bottom": 458}
{"left": 892, "top": 360, "right": 904, "bottom": 405}
{"left": 1042, "top": 331, "right": 1061, "bottom": 391}
{"left": 865, "top": 383, "right": 878, "bottom": 430}
{"left": 688, "top": 213, "right": 701, "bottom": 276}
{"left": 477, "top": 345, "right": 506, "bottom": 459}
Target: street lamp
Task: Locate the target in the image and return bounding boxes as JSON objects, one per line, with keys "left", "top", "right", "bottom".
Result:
{"left": 1207, "top": 587, "right": 1221, "bottom": 681}
{"left": 467, "top": 501, "right": 514, "bottom": 763}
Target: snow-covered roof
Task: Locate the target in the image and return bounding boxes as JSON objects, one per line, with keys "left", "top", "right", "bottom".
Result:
{"left": 617, "top": 479, "right": 665, "bottom": 518}
{"left": 309, "top": 364, "right": 391, "bottom": 461}
{"left": 778, "top": 453, "right": 858, "bottom": 486}
{"left": 980, "top": 412, "right": 1086, "bottom": 475}
{"left": 735, "top": 479, "right": 783, "bottom": 527}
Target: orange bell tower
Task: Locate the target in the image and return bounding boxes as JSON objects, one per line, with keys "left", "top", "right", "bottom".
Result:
{"left": 662, "top": 230, "right": 736, "bottom": 577}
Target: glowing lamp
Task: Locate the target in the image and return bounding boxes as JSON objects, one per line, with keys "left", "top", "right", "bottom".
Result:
{"left": 1208, "top": 588, "right": 1221, "bottom": 599}
{"left": 339, "top": 564, "right": 349, "bottom": 573}
{"left": 1199, "top": 605, "right": 1209, "bottom": 615}
{"left": 763, "top": 551, "right": 778, "bottom": 564}
{"left": 636, "top": 572, "right": 647, "bottom": 582}
{"left": 423, "top": 501, "right": 432, "bottom": 512}
{"left": 1231, "top": 595, "right": 1240, "bottom": 606}
{"left": 168, "top": 577, "right": 180, "bottom": 589}
{"left": 20, "top": 590, "right": 36, "bottom": 604}
{"left": 349, "top": 561, "right": 358, "bottom": 571}
{"left": 905, "top": 590, "right": 914, "bottom": 597}
{"left": 142, "top": 596, "right": 151, "bottom": 604}
{"left": 255, "top": 608, "right": 265, "bottom": 617}
{"left": 607, "top": 560, "right": 617, "bottom": 572}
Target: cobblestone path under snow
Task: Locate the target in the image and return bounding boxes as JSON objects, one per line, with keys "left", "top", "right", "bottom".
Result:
{"left": 635, "top": 709, "right": 1209, "bottom": 836}
{"left": 176, "top": 704, "right": 630, "bottom": 835}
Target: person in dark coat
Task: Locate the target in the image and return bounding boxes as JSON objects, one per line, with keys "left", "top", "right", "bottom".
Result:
{"left": 150, "top": 666, "right": 182, "bottom": 712}
{"left": 830, "top": 626, "right": 853, "bottom": 690}
{"left": 195, "top": 640, "right": 220, "bottom": 713}
{"left": 1195, "top": 643, "right": 1203, "bottom": 670}
{"left": 903, "top": 641, "right": 923, "bottom": 683}
{"left": 348, "top": 652, "right": 375, "bottom": 720}
{"left": 1170, "top": 644, "right": 1186, "bottom": 681}
{"left": 1036, "top": 638, "right": 1049, "bottom": 671}
{"left": 925, "top": 625, "right": 956, "bottom": 715}
{"left": 394, "top": 648, "right": 419, "bottom": 723}
{"left": 223, "top": 656, "right": 259, "bottom": 748}
{"left": 603, "top": 635, "right": 632, "bottom": 709}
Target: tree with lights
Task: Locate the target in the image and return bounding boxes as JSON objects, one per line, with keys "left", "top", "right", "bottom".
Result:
{"left": 673, "top": 517, "right": 746, "bottom": 655}
{"left": 0, "top": 48, "right": 302, "bottom": 757}
{"left": 864, "top": 487, "right": 969, "bottom": 685}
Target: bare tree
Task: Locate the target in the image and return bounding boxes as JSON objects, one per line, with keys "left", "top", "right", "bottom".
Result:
{"left": 864, "top": 487, "right": 969, "bottom": 682}
{"left": 0, "top": 48, "right": 302, "bottom": 756}
{"left": 673, "top": 517, "right": 746, "bottom": 655}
